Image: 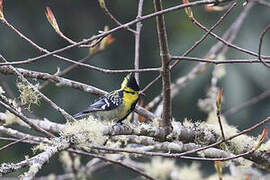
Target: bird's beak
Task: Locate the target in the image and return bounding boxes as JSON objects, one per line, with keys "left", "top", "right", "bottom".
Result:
{"left": 139, "top": 91, "right": 146, "bottom": 97}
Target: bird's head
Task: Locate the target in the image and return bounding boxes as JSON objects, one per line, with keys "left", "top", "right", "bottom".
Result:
{"left": 121, "top": 73, "right": 140, "bottom": 92}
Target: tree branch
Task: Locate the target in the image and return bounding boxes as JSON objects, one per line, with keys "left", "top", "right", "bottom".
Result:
{"left": 153, "top": 0, "right": 172, "bottom": 135}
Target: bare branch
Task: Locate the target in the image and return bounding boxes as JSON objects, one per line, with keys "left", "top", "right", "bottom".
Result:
{"left": 153, "top": 0, "right": 172, "bottom": 135}
{"left": 69, "top": 149, "right": 158, "bottom": 180}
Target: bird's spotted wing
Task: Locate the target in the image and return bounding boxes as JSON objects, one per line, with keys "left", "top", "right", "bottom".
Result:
{"left": 73, "top": 93, "right": 123, "bottom": 119}
{"left": 88, "top": 96, "right": 120, "bottom": 111}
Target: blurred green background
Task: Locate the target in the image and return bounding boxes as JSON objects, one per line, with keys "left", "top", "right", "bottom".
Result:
{"left": 0, "top": 0, "right": 270, "bottom": 179}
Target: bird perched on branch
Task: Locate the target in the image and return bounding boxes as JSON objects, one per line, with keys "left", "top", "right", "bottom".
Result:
{"left": 73, "top": 73, "right": 140, "bottom": 123}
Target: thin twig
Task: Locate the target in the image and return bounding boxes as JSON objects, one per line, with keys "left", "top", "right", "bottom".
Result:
{"left": 217, "top": 111, "right": 226, "bottom": 140}
{"left": 255, "top": 0, "right": 270, "bottom": 8}
{"left": 258, "top": 23, "right": 270, "bottom": 68}
{"left": 102, "top": 3, "right": 136, "bottom": 34}
{"left": 0, "top": 136, "right": 39, "bottom": 145}
{"left": 38, "top": 54, "right": 92, "bottom": 90}
{"left": 170, "top": 56, "right": 270, "bottom": 64}
{"left": 0, "top": 137, "right": 27, "bottom": 151}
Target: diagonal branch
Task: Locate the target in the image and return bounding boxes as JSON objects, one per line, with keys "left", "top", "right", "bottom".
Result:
{"left": 0, "top": 55, "right": 76, "bottom": 122}
{"left": 0, "top": 97, "right": 54, "bottom": 138}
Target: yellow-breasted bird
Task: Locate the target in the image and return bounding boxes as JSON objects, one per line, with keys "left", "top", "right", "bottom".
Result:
{"left": 73, "top": 73, "right": 140, "bottom": 123}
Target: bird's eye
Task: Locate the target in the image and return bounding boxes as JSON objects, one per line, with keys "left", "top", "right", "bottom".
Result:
{"left": 124, "top": 90, "right": 135, "bottom": 95}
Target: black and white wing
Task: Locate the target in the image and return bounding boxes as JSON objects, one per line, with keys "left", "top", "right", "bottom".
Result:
{"left": 73, "top": 92, "right": 123, "bottom": 119}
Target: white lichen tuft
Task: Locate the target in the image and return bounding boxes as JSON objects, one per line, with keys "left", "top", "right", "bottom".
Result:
{"left": 215, "top": 54, "right": 227, "bottom": 79}
{"left": 207, "top": 163, "right": 262, "bottom": 180}
{"left": 183, "top": 118, "right": 193, "bottom": 128}
{"left": 0, "top": 86, "right": 5, "bottom": 94}
{"left": 231, "top": 135, "right": 255, "bottom": 153}
{"left": 17, "top": 81, "right": 40, "bottom": 110}
{"left": 60, "top": 116, "right": 107, "bottom": 147}
{"left": 107, "top": 136, "right": 127, "bottom": 148}
{"left": 59, "top": 151, "right": 73, "bottom": 171}
{"left": 206, "top": 112, "right": 227, "bottom": 125}
{"left": 215, "top": 64, "right": 226, "bottom": 79}
{"left": 203, "top": 112, "right": 255, "bottom": 153}
{"left": 0, "top": 110, "right": 21, "bottom": 126}
{"left": 105, "top": 153, "right": 122, "bottom": 161}
{"left": 32, "top": 143, "right": 50, "bottom": 154}
{"left": 47, "top": 174, "right": 56, "bottom": 180}
{"left": 171, "top": 162, "right": 202, "bottom": 180}
{"left": 198, "top": 86, "right": 218, "bottom": 113}
{"left": 152, "top": 117, "right": 160, "bottom": 128}
{"left": 144, "top": 157, "right": 177, "bottom": 179}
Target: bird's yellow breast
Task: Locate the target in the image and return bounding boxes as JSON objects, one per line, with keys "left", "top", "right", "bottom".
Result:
{"left": 122, "top": 87, "right": 139, "bottom": 113}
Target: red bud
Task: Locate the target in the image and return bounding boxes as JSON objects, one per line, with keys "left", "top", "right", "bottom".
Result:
{"left": 45, "top": 7, "right": 60, "bottom": 32}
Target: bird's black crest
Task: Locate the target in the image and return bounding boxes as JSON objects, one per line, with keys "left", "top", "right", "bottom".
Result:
{"left": 126, "top": 73, "right": 140, "bottom": 91}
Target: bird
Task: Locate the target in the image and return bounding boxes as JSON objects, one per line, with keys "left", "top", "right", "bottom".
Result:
{"left": 73, "top": 73, "right": 140, "bottom": 124}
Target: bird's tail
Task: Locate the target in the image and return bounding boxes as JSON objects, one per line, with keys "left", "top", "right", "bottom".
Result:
{"left": 73, "top": 111, "right": 88, "bottom": 119}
